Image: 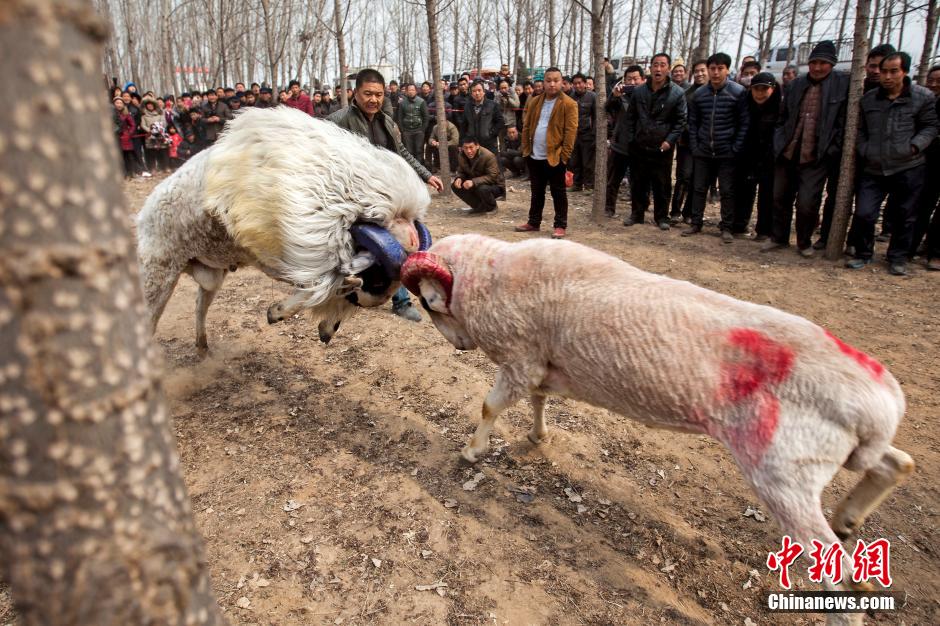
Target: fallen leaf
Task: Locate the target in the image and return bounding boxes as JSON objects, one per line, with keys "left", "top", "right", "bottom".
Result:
{"left": 576, "top": 504, "right": 588, "bottom": 514}
{"left": 443, "top": 498, "right": 458, "bottom": 508}
{"left": 371, "top": 558, "right": 382, "bottom": 568}
{"left": 462, "top": 472, "right": 485, "bottom": 491}
{"left": 564, "top": 487, "right": 582, "bottom": 503}
{"left": 235, "top": 596, "right": 251, "bottom": 609}
{"left": 283, "top": 499, "right": 304, "bottom": 512}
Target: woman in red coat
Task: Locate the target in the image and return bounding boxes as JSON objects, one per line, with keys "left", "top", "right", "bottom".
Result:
{"left": 113, "top": 96, "right": 137, "bottom": 178}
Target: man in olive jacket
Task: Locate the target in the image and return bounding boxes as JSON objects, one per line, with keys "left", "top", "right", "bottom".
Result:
{"left": 515, "top": 67, "right": 579, "bottom": 238}
{"left": 396, "top": 83, "right": 429, "bottom": 166}
{"left": 328, "top": 69, "right": 444, "bottom": 322}
{"left": 452, "top": 138, "right": 505, "bottom": 214}
{"left": 846, "top": 52, "right": 938, "bottom": 276}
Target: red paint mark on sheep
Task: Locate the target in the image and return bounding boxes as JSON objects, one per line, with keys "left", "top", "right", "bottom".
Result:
{"left": 824, "top": 330, "right": 884, "bottom": 382}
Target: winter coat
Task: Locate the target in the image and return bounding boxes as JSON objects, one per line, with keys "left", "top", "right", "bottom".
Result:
{"left": 625, "top": 78, "right": 687, "bottom": 153}
{"left": 495, "top": 89, "right": 520, "bottom": 128}
{"left": 141, "top": 99, "right": 169, "bottom": 149}
{"left": 456, "top": 146, "right": 505, "bottom": 189}
{"left": 115, "top": 110, "right": 135, "bottom": 151}
{"left": 284, "top": 92, "right": 313, "bottom": 115}
{"left": 740, "top": 90, "right": 782, "bottom": 175}
{"left": 202, "top": 100, "right": 233, "bottom": 143}
{"left": 677, "top": 83, "right": 704, "bottom": 147}
{"left": 460, "top": 97, "right": 504, "bottom": 147}
{"left": 573, "top": 89, "right": 596, "bottom": 137}
{"left": 520, "top": 92, "right": 579, "bottom": 166}
{"left": 857, "top": 78, "right": 939, "bottom": 177}
{"left": 688, "top": 79, "right": 749, "bottom": 158}
{"left": 328, "top": 101, "right": 432, "bottom": 182}
{"left": 397, "top": 95, "right": 429, "bottom": 132}
{"left": 773, "top": 70, "right": 850, "bottom": 161}
{"left": 606, "top": 86, "right": 635, "bottom": 156}
{"left": 428, "top": 119, "right": 459, "bottom": 147}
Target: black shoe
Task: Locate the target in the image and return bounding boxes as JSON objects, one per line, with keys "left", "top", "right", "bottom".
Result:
{"left": 681, "top": 225, "right": 702, "bottom": 237}
{"left": 812, "top": 238, "right": 827, "bottom": 250}
{"left": 845, "top": 258, "right": 872, "bottom": 270}
{"left": 622, "top": 217, "right": 639, "bottom": 226}
{"left": 888, "top": 262, "right": 907, "bottom": 276}
{"left": 760, "top": 240, "right": 787, "bottom": 253}
{"left": 682, "top": 217, "right": 692, "bottom": 225}
{"left": 464, "top": 206, "right": 487, "bottom": 215}
{"left": 669, "top": 214, "right": 681, "bottom": 225}
{"left": 721, "top": 230, "right": 733, "bottom": 244}
{"left": 658, "top": 221, "right": 670, "bottom": 231}
{"left": 875, "top": 233, "right": 889, "bottom": 243}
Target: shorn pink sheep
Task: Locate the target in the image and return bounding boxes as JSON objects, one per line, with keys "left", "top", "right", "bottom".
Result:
{"left": 402, "top": 233, "right": 914, "bottom": 607}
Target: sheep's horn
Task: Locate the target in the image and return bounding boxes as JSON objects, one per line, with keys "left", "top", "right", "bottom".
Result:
{"left": 349, "top": 223, "right": 408, "bottom": 279}
{"left": 415, "top": 220, "right": 432, "bottom": 251}
{"left": 400, "top": 251, "right": 453, "bottom": 303}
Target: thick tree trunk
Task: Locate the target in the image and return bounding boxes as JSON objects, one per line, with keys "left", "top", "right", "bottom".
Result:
{"left": 0, "top": 2, "right": 225, "bottom": 624}
{"left": 694, "top": 0, "right": 713, "bottom": 62}
{"left": 590, "top": 0, "right": 608, "bottom": 222}
{"left": 425, "top": 0, "right": 452, "bottom": 197}
{"left": 826, "top": 0, "right": 873, "bottom": 260}
{"left": 917, "top": 0, "right": 939, "bottom": 84}
{"left": 334, "top": 0, "right": 349, "bottom": 107}
{"left": 548, "top": 0, "right": 557, "bottom": 66}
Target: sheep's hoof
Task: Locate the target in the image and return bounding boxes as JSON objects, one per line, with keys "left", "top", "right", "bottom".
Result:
{"left": 267, "top": 305, "right": 283, "bottom": 324}
{"left": 460, "top": 446, "right": 481, "bottom": 464}
{"left": 196, "top": 343, "right": 209, "bottom": 359}
{"left": 527, "top": 431, "right": 548, "bottom": 446}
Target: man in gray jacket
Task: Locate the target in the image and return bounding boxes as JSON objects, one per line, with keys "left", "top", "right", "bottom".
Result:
{"left": 846, "top": 52, "right": 938, "bottom": 276}
{"left": 396, "top": 83, "right": 429, "bottom": 166}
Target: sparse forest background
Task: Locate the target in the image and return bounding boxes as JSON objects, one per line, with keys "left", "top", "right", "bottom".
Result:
{"left": 97, "top": 0, "right": 939, "bottom": 94}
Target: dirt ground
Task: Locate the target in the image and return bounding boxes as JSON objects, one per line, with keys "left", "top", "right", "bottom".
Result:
{"left": 3, "top": 173, "right": 937, "bottom": 625}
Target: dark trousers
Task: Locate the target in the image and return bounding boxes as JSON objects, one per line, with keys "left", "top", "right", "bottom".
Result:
{"left": 691, "top": 156, "right": 736, "bottom": 231}
{"left": 670, "top": 145, "right": 694, "bottom": 218}
{"left": 121, "top": 149, "right": 136, "bottom": 178}
{"left": 500, "top": 153, "right": 527, "bottom": 177}
{"left": 771, "top": 157, "right": 832, "bottom": 249}
{"left": 629, "top": 149, "right": 674, "bottom": 224}
{"left": 605, "top": 150, "right": 630, "bottom": 215}
{"left": 569, "top": 135, "right": 595, "bottom": 188}
{"left": 927, "top": 195, "right": 940, "bottom": 260}
{"left": 734, "top": 165, "right": 775, "bottom": 236}
{"left": 453, "top": 183, "right": 503, "bottom": 212}
{"left": 527, "top": 157, "right": 568, "bottom": 229}
{"left": 402, "top": 130, "right": 425, "bottom": 165}
{"left": 911, "top": 153, "right": 940, "bottom": 256}
{"left": 145, "top": 147, "right": 169, "bottom": 172}
{"left": 849, "top": 165, "right": 925, "bottom": 263}
{"left": 428, "top": 144, "right": 458, "bottom": 173}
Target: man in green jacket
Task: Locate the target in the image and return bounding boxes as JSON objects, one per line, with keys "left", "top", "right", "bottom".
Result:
{"left": 397, "top": 83, "right": 430, "bottom": 166}
{"left": 329, "top": 69, "right": 444, "bottom": 321}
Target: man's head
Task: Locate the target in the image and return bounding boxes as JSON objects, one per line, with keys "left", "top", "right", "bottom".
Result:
{"left": 404, "top": 82, "right": 417, "bottom": 98}
{"left": 421, "top": 81, "right": 432, "bottom": 97}
{"left": 523, "top": 81, "right": 534, "bottom": 95}
{"left": 260, "top": 87, "right": 272, "bottom": 101}
{"left": 229, "top": 97, "right": 241, "bottom": 110}
{"left": 867, "top": 43, "right": 897, "bottom": 82}
{"left": 312, "top": 92, "right": 322, "bottom": 104}
{"left": 738, "top": 60, "right": 761, "bottom": 85}
{"left": 624, "top": 65, "right": 645, "bottom": 86}
{"left": 533, "top": 79, "right": 544, "bottom": 94}
{"left": 927, "top": 65, "right": 940, "bottom": 96}
{"left": 458, "top": 77, "right": 469, "bottom": 93}
{"left": 706, "top": 53, "right": 732, "bottom": 87}
{"left": 671, "top": 63, "right": 687, "bottom": 84}
{"left": 354, "top": 68, "right": 386, "bottom": 117}
{"left": 691, "top": 60, "right": 708, "bottom": 85}
{"left": 500, "top": 63, "right": 510, "bottom": 75}
{"left": 561, "top": 75, "right": 572, "bottom": 92}
{"left": 235, "top": 82, "right": 246, "bottom": 92}
{"left": 470, "top": 81, "right": 485, "bottom": 103}
{"left": 650, "top": 53, "right": 671, "bottom": 84}
{"left": 542, "top": 68, "right": 562, "bottom": 97}
{"left": 586, "top": 76, "right": 595, "bottom": 91}
{"left": 879, "top": 52, "right": 910, "bottom": 94}
{"left": 807, "top": 40, "right": 838, "bottom": 82}
{"left": 251, "top": 82, "right": 261, "bottom": 95}
{"left": 741, "top": 55, "right": 756, "bottom": 65}
{"left": 782, "top": 65, "right": 798, "bottom": 85}
{"left": 460, "top": 137, "right": 479, "bottom": 159}
{"left": 572, "top": 72, "right": 587, "bottom": 94}
{"left": 389, "top": 80, "right": 399, "bottom": 94}
{"left": 749, "top": 72, "right": 776, "bottom": 104}
{"left": 245, "top": 92, "right": 256, "bottom": 105}
{"left": 289, "top": 79, "right": 301, "bottom": 96}
{"left": 499, "top": 79, "right": 511, "bottom": 93}
{"left": 206, "top": 90, "right": 218, "bottom": 103}
{"left": 121, "top": 91, "right": 131, "bottom": 104}
{"left": 223, "top": 87, "right": 234, "bottom": 99}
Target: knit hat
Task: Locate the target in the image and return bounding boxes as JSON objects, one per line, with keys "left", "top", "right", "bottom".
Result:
{"left": 808, "top": 40, "right": 838, "bottom": 65}
{"left": 750, "top": 72, "right": 776, "bottom": 88}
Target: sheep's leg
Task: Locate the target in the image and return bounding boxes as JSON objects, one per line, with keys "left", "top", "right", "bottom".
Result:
{"left": 527, "top": 394, "right": 548, "bottom": 445}
{"left": 142, "top": 258, "right": 185, "bottom": 335}
{"left": 192, "top": 264, "right": 227, "bottom": 353}
{"left": 831, "top": 447, "right": 915, "bottom": 541}
{"left": 462, "top": 367, "right": 526, "bottom": 463}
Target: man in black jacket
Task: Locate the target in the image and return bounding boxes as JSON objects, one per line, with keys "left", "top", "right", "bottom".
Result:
{"left": 734, "top": 72, "right": 781, "bottom": 240}
{"left": 762, "top": 41, "right": 850, "bottom": 256}
{"left": 460, "top": 81, "right": 504, "bottom": 156}
{"left": 604, "top": 66, "right": 644, "bottom": 217}
{"left": 845, "top": 53, "right": 938, "bottom": 276}
{"left": 624, "top": 53, "right": 687, "bottom": 229}
{"left": 568, "top": 73, "right": 597, "bottom": 191}
{"left": 683, "top": 52, "right": 749, "bottom": 240}
{"left": 670, "top": 60, "right": 707, "bottom": 223}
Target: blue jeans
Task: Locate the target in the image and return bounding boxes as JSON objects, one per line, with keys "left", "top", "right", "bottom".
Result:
{"left": 850, "top": 165, "right": 926, "bottom": 263}
{"left": 392, "top": 285, "right": 411, "bottom": 308}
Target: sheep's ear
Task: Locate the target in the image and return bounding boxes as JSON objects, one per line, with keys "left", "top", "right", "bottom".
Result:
{"left": 418, "top": 279, "right": 449, "bottom": 314}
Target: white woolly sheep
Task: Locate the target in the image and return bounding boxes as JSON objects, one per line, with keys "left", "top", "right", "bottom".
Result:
{"left": 136, "top": 107, "right": 432, "bottom": 351}
{"left": 401, "top": 234, "right": 914, "bottom": 605}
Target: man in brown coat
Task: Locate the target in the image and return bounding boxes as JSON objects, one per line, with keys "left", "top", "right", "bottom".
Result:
{"left": 515, "top": 67, "right": 579, "bottom": 238}
{"left": 452, "top": 137, "right": 505, "bottom": 214}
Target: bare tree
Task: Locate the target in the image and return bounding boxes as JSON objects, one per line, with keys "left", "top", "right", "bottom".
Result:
{"left": 1, "top": 1, "right": 225, "bottom": 623}
{"left": 826, "top": 0, "right": 873, "bottom": 259}
{"left": 694, "top": 0, "right": 713, "bottom": 61}
{"left": 587, "top": 0, "right": 609, "bottom": 222}
{"left": 334, "top": 0, "right": 349, "bottom": 105}
{"left": 918, "top": 0, "right": 939, "bottom": 83}
{"left": 736, "top": 0, "right": 754, "bottom": 67}
{"left": 424, "top": 0, "right": 453, "bottom": 196}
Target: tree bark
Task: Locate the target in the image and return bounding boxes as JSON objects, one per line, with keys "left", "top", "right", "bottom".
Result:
{"left": 0, "top": 2, "right": 225, "bottom": 624}
{"left": 826, "top": 0, "right": 872, "bottom": 260}
{"left": 548, "top": 0, "right": 557, "bottom": 66}
{"left": 763, "top": 0, "right": 780, "bottom": 63}
{"left": 786, "top": 0, "right": 798, "bottom": 65}
{"left": 590, "top": 0, "right": 608, "bottom": 222}
{"left": 334, "top": 0, "right": 349, "bottom": 107}
{"left": 735, "top": 0, "right": 753, "bottom": 68}
{"left": 425, "top": 0, "right": 452, "bottom": 197}
{"left": 806, "top": 0, "right": 820, "bottom": 45}
{"left": 653, "top": 0, "right": 664, "bottom": 54}
{"left": 837, "top": 0, "right": 851, "bottom": 43}
{"left": 694, "top": 0, "right": 713, "bottom": 62}
{"left": 868, "top": 0, "right": 880, "bottom": 44}
{"left": 917, "top": 0, "right": 938, "bottom": 84}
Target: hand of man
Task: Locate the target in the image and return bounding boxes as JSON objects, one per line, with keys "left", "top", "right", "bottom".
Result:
{"left": 612, "top": 85, "right": 622, "bottom": 97}
{"left": 660, "top": 141, "right": 671, "bottom": 152}
{"left": 463, "top": 179, "right": 474, "bottom": 189}
{"left": 451, "top": 177, "right": 462, "bottom": 189}
{"left": 430, "top": 139, "right": 439, "bottom": 147}
{"left": 427, "top": 175, "right": 444, "bottom": 192}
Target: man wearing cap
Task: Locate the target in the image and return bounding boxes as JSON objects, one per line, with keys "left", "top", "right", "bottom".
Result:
{"left": 255, "top": 87, "right": 275, "bottom": 108}
{"left": 733, "top": 72, "right": 781, "bottom": 240}
{"left": 329, "top": 68, "right": 445, "bottom": 322}
{"left": 762, "top": 40, "right": 850, "bottom": 256}
{"left": 845, "top": 52, "right": 937, "bottom": 276}
{"left": 284, "top": 79, "right": 313, "bottom": 115}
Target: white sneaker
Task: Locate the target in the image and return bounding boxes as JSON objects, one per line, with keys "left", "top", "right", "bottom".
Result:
{"left": 141, "top": 171, "right": 152, "bottom": 178}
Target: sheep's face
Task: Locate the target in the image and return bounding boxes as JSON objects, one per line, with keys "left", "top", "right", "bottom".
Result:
{"left": 418, "top": 280, "right": 478, "bottom": 351}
